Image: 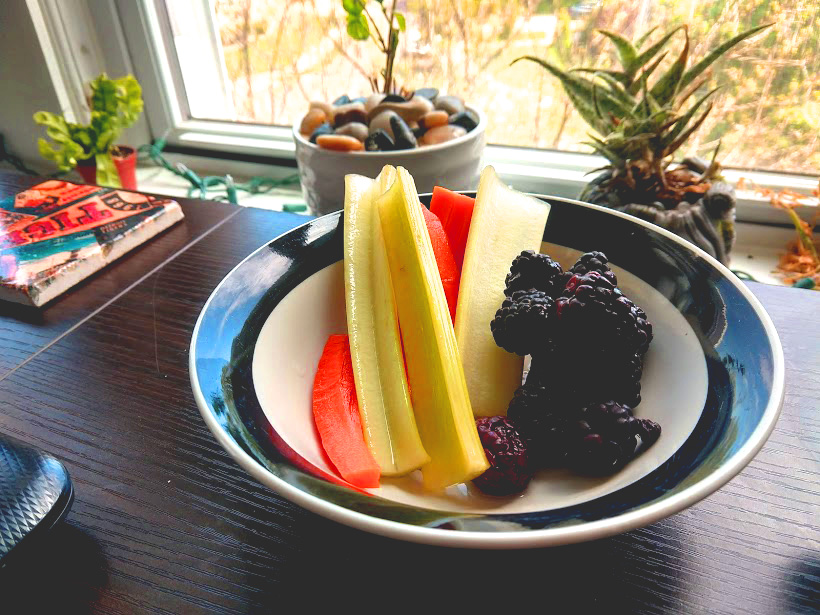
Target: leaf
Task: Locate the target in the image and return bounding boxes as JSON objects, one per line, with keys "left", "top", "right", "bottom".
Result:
{"left": 590, "top": 71, "right": 636, "bottom": 109}
{"left": 649, "top": 27, "right": 689, "bottom": 106}
{"left": 591, "top": 81, "right": 604, "bottom": 121}
{"left": 512, "top": 56, "right": 630, "bottom": 134}
{"left": 628, "top": 51, "right": 668, "bottom": 96}
{"left": 679, "top": 23, "right": 773, "bottom": 93}
{"left": 570, "top": 68, "right": 631, "bottom": 88}
{"left": 632, "top": 26, "right": 685, "bottom": 77}
{"left": 342, "top": 0, "right": 363, "bottom": 15}
{"left": 90, "top": 74, "right": 143, "bottom": 138}
{"left": 346, "top": 13, "right": 369, "bottom": 40}
{"left": 95, "top": 152, "right": 121, "bottom": 188}
{"left": 598, "top": 30, "right": 637, "bottom": 73}
{"left": 661, "top": 87, "right": 720, "bottom": 150}
{"left": 395, "top": 12, "right": 405, "bottom": 32}
{"left": 665, "top": 102, "right": 714, "bottom": 156}
{"left": 635, "top": 26, "right": 659, "bottom": 50}
{"left": 582, "top": 138, "right": 624, "bottom": 167}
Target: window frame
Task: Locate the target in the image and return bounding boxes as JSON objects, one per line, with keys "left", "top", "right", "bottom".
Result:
{"left": 53, "top": 0, "right": 820, "bottom": 224}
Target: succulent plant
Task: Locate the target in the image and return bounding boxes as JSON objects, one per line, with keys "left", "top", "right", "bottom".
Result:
{"left": 513, "top": 24, "right": 772, "bottom": 206}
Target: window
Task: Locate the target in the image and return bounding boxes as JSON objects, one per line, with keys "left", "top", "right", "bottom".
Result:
{"left": 152, "top": 0, "right": 820, "bottom": 176}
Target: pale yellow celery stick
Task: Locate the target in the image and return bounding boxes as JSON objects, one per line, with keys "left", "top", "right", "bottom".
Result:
{"left": 377, "top": 167, "right": 489, "bottom": 490}
{"left": 343, "top": 170, "right": 429, "bottom": 476}
{"left": 455, "top": 166, "right": 552, "bottom": 417}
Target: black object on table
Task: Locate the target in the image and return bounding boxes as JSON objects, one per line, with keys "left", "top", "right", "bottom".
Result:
{"left": 0, "top": 433, "right": 73, "bottom": 565}
{"left": 0, "top": 171, "right": 817, "bottom": 613}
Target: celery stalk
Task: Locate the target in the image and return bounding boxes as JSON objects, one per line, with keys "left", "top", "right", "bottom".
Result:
{"left": 377, "top": 167, "right": 489, "bottom": 490}
{"left": 455, "top": 166, "right": 552, "bottom": 417}
{"left": 344, "top": 170, "right": 429, "bottom": 476}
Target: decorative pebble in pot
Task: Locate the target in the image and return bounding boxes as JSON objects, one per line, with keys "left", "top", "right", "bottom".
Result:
{"left": 294, "top": 90, "right": 486, "bottom": 216}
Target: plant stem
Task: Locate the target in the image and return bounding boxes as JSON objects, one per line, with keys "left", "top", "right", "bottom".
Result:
{"left": 382, "top": 1, "right": 397, "bottom": 93}
{"left": 786, "top": 206, "right": 819, "bottom": 262}
{"left": 360, "top": 3, "right": 387, "bottom": 52}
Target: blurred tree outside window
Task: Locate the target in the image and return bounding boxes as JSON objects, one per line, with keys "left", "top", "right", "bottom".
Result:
{"left": 170, "top": 0, "right": 820, "bottom": 175}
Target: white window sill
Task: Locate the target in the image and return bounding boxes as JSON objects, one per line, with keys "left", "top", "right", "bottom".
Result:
{"left": 135, "top": 162, "right": 801, "bottom": 289}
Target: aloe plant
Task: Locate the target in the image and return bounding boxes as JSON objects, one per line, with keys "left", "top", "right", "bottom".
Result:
{"left": 514, "top": 23, "right": 772, "bottom": 202}
{"left": 34, "top": 74, "right": 143, "bottom": 187}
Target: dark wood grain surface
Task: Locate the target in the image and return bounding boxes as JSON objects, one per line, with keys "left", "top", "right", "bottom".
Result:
{"left": 0, "top": 173, "right": 239, "bottom": 376}
{"left": 0, "top": 172, "right": 817, "bottom": 614}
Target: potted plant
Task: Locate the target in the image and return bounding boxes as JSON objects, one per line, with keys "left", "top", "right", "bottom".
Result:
{"left": 514, "top": 23, "right": 772, "bottom": 265}
{"left": 293, "top": 1, "right": 485, "bottom": 215}
{"left": 34, "top": 74, "right": 144, "bottom": 190}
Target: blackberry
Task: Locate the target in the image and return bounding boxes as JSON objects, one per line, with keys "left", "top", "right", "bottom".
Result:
{"left": 507, "top": 384, "right": 571, "bottom": 467}
{"left": 504, "top": 250, "right": 567, "bottom": 298}
{"left": 567, "top": 251, "right": 618, "bottom": 288}
{"left": 472, "top": 416, "right": 533, "bottom": 496}
{"left": 527, "top": 348, "right": 643, "bottom": 411}
{"left": 605, "top": 353, "right": 643, "bottom": 408}
{"left": 565, "top": 401, "right": 661, "bottom": 475}
{"left": 490, "top": 289, "right": 553, "bottom": 356}
{"left": 554, "top": 272, "right": 652, "bottom": 356}
{"left": 618, "top": 296, "right": 653, "bottom": 355}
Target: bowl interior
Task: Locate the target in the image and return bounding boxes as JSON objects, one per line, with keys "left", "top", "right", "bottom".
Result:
{"left": 191, "top": 194, "right": 782, "bottom": 543}
{"left": 251, "top": 248, "right": 708, "bottom": 514}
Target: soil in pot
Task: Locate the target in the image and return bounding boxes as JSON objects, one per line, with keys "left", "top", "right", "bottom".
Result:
{"left": 580, "top": 158, "right": 737, "bottom": 265}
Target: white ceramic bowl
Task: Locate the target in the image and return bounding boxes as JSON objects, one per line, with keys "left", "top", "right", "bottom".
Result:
{"left": 190, "top": 193, "right": 784, "bottom": 549}
{"left": 293, "top": 107, "right": 486, "bottom": 215}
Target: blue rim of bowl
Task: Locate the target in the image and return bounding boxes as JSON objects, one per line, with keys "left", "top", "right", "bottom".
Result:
{"left": 190, "top": 194, "right": 785, "bottom": 549}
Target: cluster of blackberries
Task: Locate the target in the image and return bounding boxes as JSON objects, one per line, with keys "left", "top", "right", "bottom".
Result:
{"left": 473, "top": 251, "right": 661, "bottom": 494}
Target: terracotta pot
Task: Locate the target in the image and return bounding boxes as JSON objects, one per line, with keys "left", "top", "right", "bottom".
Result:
{"left": 111, "top": 145, "right": 137, "bottom": 190}
{"left": 75, "top": 157, "right": 97, "bottom": 185}
{"left": 74, "top": 145, "right": 138, "bottom": 190}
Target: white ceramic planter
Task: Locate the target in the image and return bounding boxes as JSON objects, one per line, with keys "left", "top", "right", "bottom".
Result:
{"left": 293, "top": 107, "right": 486, "bottom": 215}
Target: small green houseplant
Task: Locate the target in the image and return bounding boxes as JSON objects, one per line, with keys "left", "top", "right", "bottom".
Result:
{"left": 514, "top": 23, "right": 771, "bottom": 264}
{"left": 34, "top": 74, "right": 143, "bottom": 188}
{"left": 342, "top": 0, "right": 406, "bottom": 93}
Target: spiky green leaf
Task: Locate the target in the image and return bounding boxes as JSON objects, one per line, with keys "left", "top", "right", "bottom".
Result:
{"left": 631, "top": 26, "right": 685, "bottom": 78}
{"left": 570, "top": 68, "right": 631, "bottom": 88}
{"left": 665, "top": 102, "right": 714, "bottom": 156}
{"left": 512, "top": 56, "right": 631, "bottom": 133}
{"left": 649, "top": 28, "right": 689, "bottom": 106}
{"left": 590, "top": 71, "right": 637, "bottom": 108}
{"left": 661, "top": 87, "right": 720, "bottom": 151}
{"left": 582, "top": 137, "right": 624, "bottom": 167}
{"left": 679, "top": 23, "right": 773, "bottom": 92}
{"left": 627, "top": 51, "right": 668, "bottom": 96}
{"left": 598, "top": 29, "right": 637, "bottom": 73}
{"left": 635, "top": 26, "right": 659, "bottom": 50}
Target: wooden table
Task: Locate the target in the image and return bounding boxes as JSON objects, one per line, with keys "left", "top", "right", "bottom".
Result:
{"left": 0, "top": 171, "right": 817, "bottom": 614}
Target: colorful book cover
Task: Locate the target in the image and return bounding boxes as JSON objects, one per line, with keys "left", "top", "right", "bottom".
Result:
{"left": 0, "top": 179, "right": 184, "bottom": 306}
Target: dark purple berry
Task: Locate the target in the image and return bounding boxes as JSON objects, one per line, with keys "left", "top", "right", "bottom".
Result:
{"left": 554, "top": 272, "right": 653, "bottom": 357}
{"left": 491, "top": 289, "right": 553, "bottom": 356}
{"left": 504, "top": 250, "right": 567, "bottom": 299}
{"left": 565, "top": 401, "right": 661, "bottom": 475}
{"left": 567, "top": 251, "right": 618, "bottom": 288}
{"left": 507, "top": 384, "right": 571, "bottom": 467}
{"left": 472, "top": 416, "right": 533, "bottom": 496}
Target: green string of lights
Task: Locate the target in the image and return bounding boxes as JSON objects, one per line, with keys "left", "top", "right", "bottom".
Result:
{"left": 137, "top": 139, "right": 304, "bottom": 209}
{"left": 0, "top": 132, "right": 304, "bottom": 209}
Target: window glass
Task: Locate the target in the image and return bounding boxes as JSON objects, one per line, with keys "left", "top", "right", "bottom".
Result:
{"left": 169, "top": 0, "right": 820, "bottom": 175}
